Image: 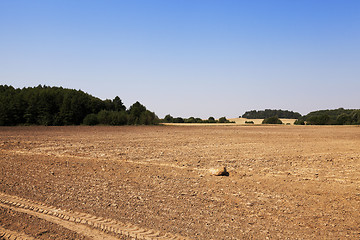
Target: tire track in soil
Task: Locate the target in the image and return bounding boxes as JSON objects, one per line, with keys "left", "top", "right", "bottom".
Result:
{"left": 0, "top": 192, "right": 188, "bottom": 240}
{"left": 12, "top": 150, "right": 208, "bottom": 172}
{"left": 0, "top": 225, "right": 35, "bottom": 240}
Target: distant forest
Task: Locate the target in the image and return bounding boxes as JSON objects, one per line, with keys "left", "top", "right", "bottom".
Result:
{"left": 0, "top": 85, "right": 158, "bottom": 126}
{"left": 161, "top": 115, "right": 233, "bottom": 124}
{"left": 298, "top": 108, "right": 360, "bottom": 125}
{"left": 242, "top": 108, "right": 360, "bottom": 125}
{"left": 1, "top": 85, "right": 359, "bottom": 126}
{"left": 242, "top": 109, "right": 302, "bottom": 119}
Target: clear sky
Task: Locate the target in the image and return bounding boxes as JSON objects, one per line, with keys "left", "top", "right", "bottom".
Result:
{"left": 1, "top": 0, "right": 359, "bottom": 118}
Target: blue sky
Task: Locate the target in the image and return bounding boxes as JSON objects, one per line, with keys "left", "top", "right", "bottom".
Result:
{"left": 1, "top": 0, "right": 359, "bottom": 118}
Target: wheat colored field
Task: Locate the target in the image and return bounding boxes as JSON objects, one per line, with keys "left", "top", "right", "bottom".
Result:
{"left": 0, "top": 125, "right": 359, "bottom": 239}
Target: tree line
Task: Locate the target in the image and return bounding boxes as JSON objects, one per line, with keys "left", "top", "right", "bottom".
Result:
{"left": 161, "top": 114, "right": 233, "bottom": 124}
{"left": 242, "top": 109, "right": 302, "bottom": 119}
{"left": 0, "top": 85, "right": 158, "bottom": 126}
{"left": 1, "top": 85, "right": 359, "bottom": 126}
{"left": 242, "top": 108, "right": 360, "bottom": 125}
{"left": 295, "top": 108, "right": 360, "bottom": 125}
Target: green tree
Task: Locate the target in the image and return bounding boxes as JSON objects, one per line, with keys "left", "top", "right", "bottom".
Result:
{"left": 262, "top": 116, "right": 283, "bottom": 124}
{"left": 245, "top": 121, "right": 254, "bottom": 124}
{"left": 351, "top": 110, "right": 360, "bottom": 124}
{"left": 83, "top": 113, "right": 99, "bottom": 125}
{"left": 140, "top": 110, "right": 158, "bottom": 125}
{"left": 97, "top": 110, "right": 112, "bottom": 125}
{"left": 242, "top": 109, "right": 301, "bottom": 119}
{"left": 218, "top": 117, "right": 229, "bottom": 123}
{"left": 185, "top": 117, "right": 196, "bottom": 123}
{"left": 307, "top": 114, "right": 330, "bottom": 125}
{"left": 208, "top": 117, "right": 216, "bottom": 123}
{"left": 0, "top": 85, "right": 159, "bottom": 126}
{"left": 113, "top": 96, "right": 126, "bottom": 112}
{"left": 128, "top": 101, "right": 147, "bottom": 125}
{"left": 294, "top": 119, "right": 305, "bottom": 125}
{"left": 109, "top": 111, "right": 128, "bottom": 125}
{"left": 173, "top": 117, "right": 185, "bottom": 123}
{"left": 336, "top": 113, "right": 352, "bottom": 125}
{"left": 304, "top": 108, "right": 355, "bottom": 125}
{"left": 164, "top": 114, "right": 174, "bottom": 123}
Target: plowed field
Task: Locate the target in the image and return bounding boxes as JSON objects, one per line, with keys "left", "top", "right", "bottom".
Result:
{"left": 0, "top": 125, "right": 359, "bottom": 239}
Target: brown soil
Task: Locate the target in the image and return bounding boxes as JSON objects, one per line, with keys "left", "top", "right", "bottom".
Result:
{"left": 0, "top": 205, "right": 89, "bottom": 240}
{"left": 0, "top": 125, "right": 359, "bottom": 239}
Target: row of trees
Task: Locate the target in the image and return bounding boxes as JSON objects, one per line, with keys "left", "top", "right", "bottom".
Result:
{"left": 297, "top": 108, "right": 360, "bottom": 125}
{"left": 242, "top": 108, "right": 360, "bottom": 125}
{"left": 242, "top": 109, "right": 301, "bottom": 119}
{"left": 162, "top": 114, "right": 233, "bottom": 124}
{"left": 1, "top": 85, "right": 358, "bottom": 126}
{"left": 0, "top": 85, "right": 158, "bottom": 126}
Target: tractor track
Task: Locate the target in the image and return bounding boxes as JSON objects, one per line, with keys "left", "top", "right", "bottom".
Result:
{"left": 0, "top": 192, "right": 188, "bottom": 240}
{"left": 0, "top": 225, "right": 35, "bottom": 240}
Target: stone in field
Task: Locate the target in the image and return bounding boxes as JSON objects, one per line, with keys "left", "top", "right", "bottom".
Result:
{"left": 209, "top": 166, "right": 229, "bottom": 176}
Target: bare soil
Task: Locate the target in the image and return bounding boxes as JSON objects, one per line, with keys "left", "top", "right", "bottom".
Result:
{"left": 0, "top": 205, "right": 89, "bottom": 240}
{"left": 0, "top": 125, "right": 359, "bottom": 239}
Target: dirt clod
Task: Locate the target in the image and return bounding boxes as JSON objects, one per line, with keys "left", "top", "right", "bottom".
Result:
{"left": 209, "top": 166, "right": 229, "bottom": 176}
